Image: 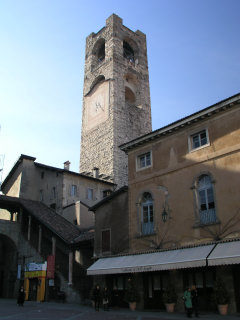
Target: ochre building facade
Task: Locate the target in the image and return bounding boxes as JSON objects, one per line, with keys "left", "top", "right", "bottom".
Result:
{"left": 88, "top": 93, "right": 240, "bottom": 314}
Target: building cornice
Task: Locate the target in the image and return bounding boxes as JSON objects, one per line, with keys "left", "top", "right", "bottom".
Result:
{"left": 120, "top": 93, "right": 240, "bottom": 153}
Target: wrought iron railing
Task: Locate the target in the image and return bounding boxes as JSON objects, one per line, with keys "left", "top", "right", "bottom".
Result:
{"left": 199, "top": 208, "right": 216, "bottom": 225}
{"left": 142, "top": 221, "right": 154, "bottom": 235}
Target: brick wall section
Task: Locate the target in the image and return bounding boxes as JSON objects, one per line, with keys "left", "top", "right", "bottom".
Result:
{"left": 80, "top": 14, "right": 152, "bottom": 188}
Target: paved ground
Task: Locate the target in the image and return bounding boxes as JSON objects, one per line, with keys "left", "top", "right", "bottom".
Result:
{"left": 0, "top": 299, "right": 239, "bottom": 320}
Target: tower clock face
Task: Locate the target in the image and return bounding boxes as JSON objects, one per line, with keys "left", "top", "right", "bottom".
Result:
{"left": 85, "top": 81, "right": 109, "bottom": 131}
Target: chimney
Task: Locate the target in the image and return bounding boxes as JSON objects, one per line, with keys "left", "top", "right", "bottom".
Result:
{"left": 93, "top": 167, "right": 99, "bottom": 179}
{"left": 64, "top": 161, "right": 70, "bottom": 171}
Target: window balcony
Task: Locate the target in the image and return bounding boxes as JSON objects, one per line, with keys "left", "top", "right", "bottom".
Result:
{"left": 142, "top": 221, "right": 154, "bottom": 235}
{"left": 199, "top": 208, "right": 216, "bottom": 225}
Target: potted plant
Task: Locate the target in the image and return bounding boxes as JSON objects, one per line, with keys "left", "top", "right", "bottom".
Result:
{"left": 162, "top": 283, "right": 177, "bottom": 312}
{"left": 212, "top": 278, "right": 230, "bottom": 315}
{"left": 125, "top": 278, "right": 140, "bottom": 311}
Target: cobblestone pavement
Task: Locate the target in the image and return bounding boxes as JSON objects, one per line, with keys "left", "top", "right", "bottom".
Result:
{"left": 0, "top": 299, "right": 239, "bottom": 320}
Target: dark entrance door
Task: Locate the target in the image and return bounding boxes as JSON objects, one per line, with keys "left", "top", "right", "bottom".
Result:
{"left": 0, "top": 234, "right": 17, "bottom": 298}
{"left": 183, "top": 268, "right": 215, "bottom": 311}
{"left": 0, "top": 271, "right": 4, "bottom": 297}
{"left": 143, "top": 272, "right": 169, "bottom": 309}
{"left": 28, "top": 278, "right": 38, "bottom": 301}
{"left": 233, "top": 265, "right": 240, "bottom": 312}
{"left": 106, "top": 274, "right": 129, "bottom": 308}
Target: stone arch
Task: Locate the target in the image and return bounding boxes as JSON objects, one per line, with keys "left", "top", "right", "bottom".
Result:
{"left": 87, "top": 75, "right": 105, "bottom": 95}
{"left": 0, "top": 233, "right": 18, "bottom": 298}
{"left": 136, "top": 189, "right": 155, "bottom": 205}
{"left": 91, "top": 38, "right": 105, "bottom": 70}
{"left": 191, "top": 172, "right": 218, "bottom": 226}
{"left": 191, "top": 171, "right": 215, "bottom": 189}
{"left": 125, "top": 87, "right": 136, "bottom": 105}
{"left": 124, "top": 73, "right": 138, "bottom": 106}
{"left": 92, "top": 38, "right": 105, "bottom": 60}
{"left": 123, "top": 38, "right": 138, "bottom": 62}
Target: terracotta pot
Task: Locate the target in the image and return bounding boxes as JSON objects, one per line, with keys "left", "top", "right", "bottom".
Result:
{"left": 165, "top": 303, "right": 175, "bottom": 312}
{"left": 218, "top": 304, "right": 228, "bottom": 315}
{"left": 129, "top": 301, "right": 137, "bottom": 311}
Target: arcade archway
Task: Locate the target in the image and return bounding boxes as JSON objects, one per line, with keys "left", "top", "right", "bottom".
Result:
{"left": 0, "top": 234, "right": 18, "bottom": 298}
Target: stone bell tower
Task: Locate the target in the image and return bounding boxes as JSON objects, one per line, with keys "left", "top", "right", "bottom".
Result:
{"left": 80, "top": 14, "right": 152, "bottom": 187}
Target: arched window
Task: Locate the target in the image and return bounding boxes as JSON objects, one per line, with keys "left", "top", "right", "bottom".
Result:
{"left": 97, "top": 42, "right": 105, "bottom": 62}
{"left": 197, "top": 175, "right": 216, "bottom": 225}
{"left": 141, "top": 192, "right": 154, "bottom": 235}
{"left": 125, "top": 87, "right": 136, "bottom": 105}
{"left": 92, "top": 39, "right": 105, "bottom": 69}
{"left": 123, "top": 40, "right": 135, "bottom": 62}
{"left": 124, "top": 73, "right": 137, "bottom": 106}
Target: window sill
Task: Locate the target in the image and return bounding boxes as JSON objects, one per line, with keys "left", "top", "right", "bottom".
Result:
{"left": 193, "top": 219, "right": 220, "bottom": 228}
{"left": 136, "top": 232, "right": 156, "bottom": 238}
{"left": 189, "top": 143, "right": 210, "bottom": 153}
{"left": 136, "top": 165, "right": 152, "bottom": 172}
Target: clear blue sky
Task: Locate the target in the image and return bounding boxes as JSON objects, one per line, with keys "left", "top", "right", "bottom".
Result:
{"left": 0, "top": 0, "right": 239, "bottom": 182}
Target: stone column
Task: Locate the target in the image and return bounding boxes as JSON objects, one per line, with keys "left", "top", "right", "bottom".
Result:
{"left": 52, "top": 237, "right": 56, "bottom": 256}
{"left": 68, "top": 251, "right": 73, "bottom": 285}
{"left": 27, "top": 215, "right": 32, "bottom": 241}
{"left": 38, "top": 225, "right": 42, "bottom": 253}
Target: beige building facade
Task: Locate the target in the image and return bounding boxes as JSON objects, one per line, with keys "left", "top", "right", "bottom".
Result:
{"left": 125, "top": 94, "right": 240, "bottom": 253}
{"left": 0, "top": 154, "right": 115, "bottom": 302}
{"left": 88, "top": 93, "right": 240, "bottom": 313}
{"left": 1, "top": 155, "right": 115, "bottom": 227}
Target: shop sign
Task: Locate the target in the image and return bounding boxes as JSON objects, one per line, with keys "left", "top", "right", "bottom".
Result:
{"left": 25, "top": 270, "right": 46, "bottom": 278}
{"left": 25, "top": 261, "right": 47, "bottom": 272}
{"left": 122, "top": 266, "right": 153, "bottom": 273}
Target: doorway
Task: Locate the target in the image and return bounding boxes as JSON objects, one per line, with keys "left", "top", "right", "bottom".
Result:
{"left": 143, "top": 272, "right": 169, "bottom": 309}
{"left": 28, "top": 278, "right": 38, "bottom": 301}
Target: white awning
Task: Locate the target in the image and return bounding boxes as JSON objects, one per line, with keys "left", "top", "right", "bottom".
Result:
{"left": 207, "top": 241, "right": 240, "bottom": 266}
{"left": 87, "top": 244, "right": 215, "bottom": 275}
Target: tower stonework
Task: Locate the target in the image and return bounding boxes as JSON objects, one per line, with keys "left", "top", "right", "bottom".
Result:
{"left": 80, "top": 14, "right": 152, "bottom": 187}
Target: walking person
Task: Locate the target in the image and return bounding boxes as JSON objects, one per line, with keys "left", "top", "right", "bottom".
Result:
{"left": 183, "top": 287, "right": 193, "bottom": 318}
{"left": 102, "top": 287, "right": 109, "bottom": 311}
{"left": 93, "top": 284, "right": 101, "bottom": 311}
{"left": 191, "top": 285, "right": 199, "bottom": 317}
{"left": 17, "top": 285, "right": 25, "bottom": 306}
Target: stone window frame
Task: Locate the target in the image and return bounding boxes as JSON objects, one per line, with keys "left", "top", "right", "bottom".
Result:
{"left": 188, "top": 128, "right": 210, "bottom": 152}
{"left": 122, "top": 37, "right": 139, "bottom": 64}
{"left": 101, "top": 228, "right": 111, "bottom": 254}
{"left": 191, "top": 172, "right": 219, "bottom": 227}
{"left": 71, "top": 184, "right": 77, "bottom": 197}
{"left": 87, "top": 187, "right": 94, "bottom": 201}
{"left": 51, "top": 186, "right": 56, "bottom": 200}
{"left": 136, "top": 150, "right": 152, "bottom": 172}
{"left": 124, "top": 72, "right": 139, "bottom": 107}
{"left": 136, "top": 191, "right": 155, "bottom": 237}
{"left": 39, "top": 189, "right": 44, "bottom": 202}
{"left": 91, "top": 38, "right": 106, "bottom": 70}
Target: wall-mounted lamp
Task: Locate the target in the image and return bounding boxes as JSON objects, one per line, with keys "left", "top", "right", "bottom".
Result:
{"left": 162, "top": 207, "right": 168, "bottom": 223}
